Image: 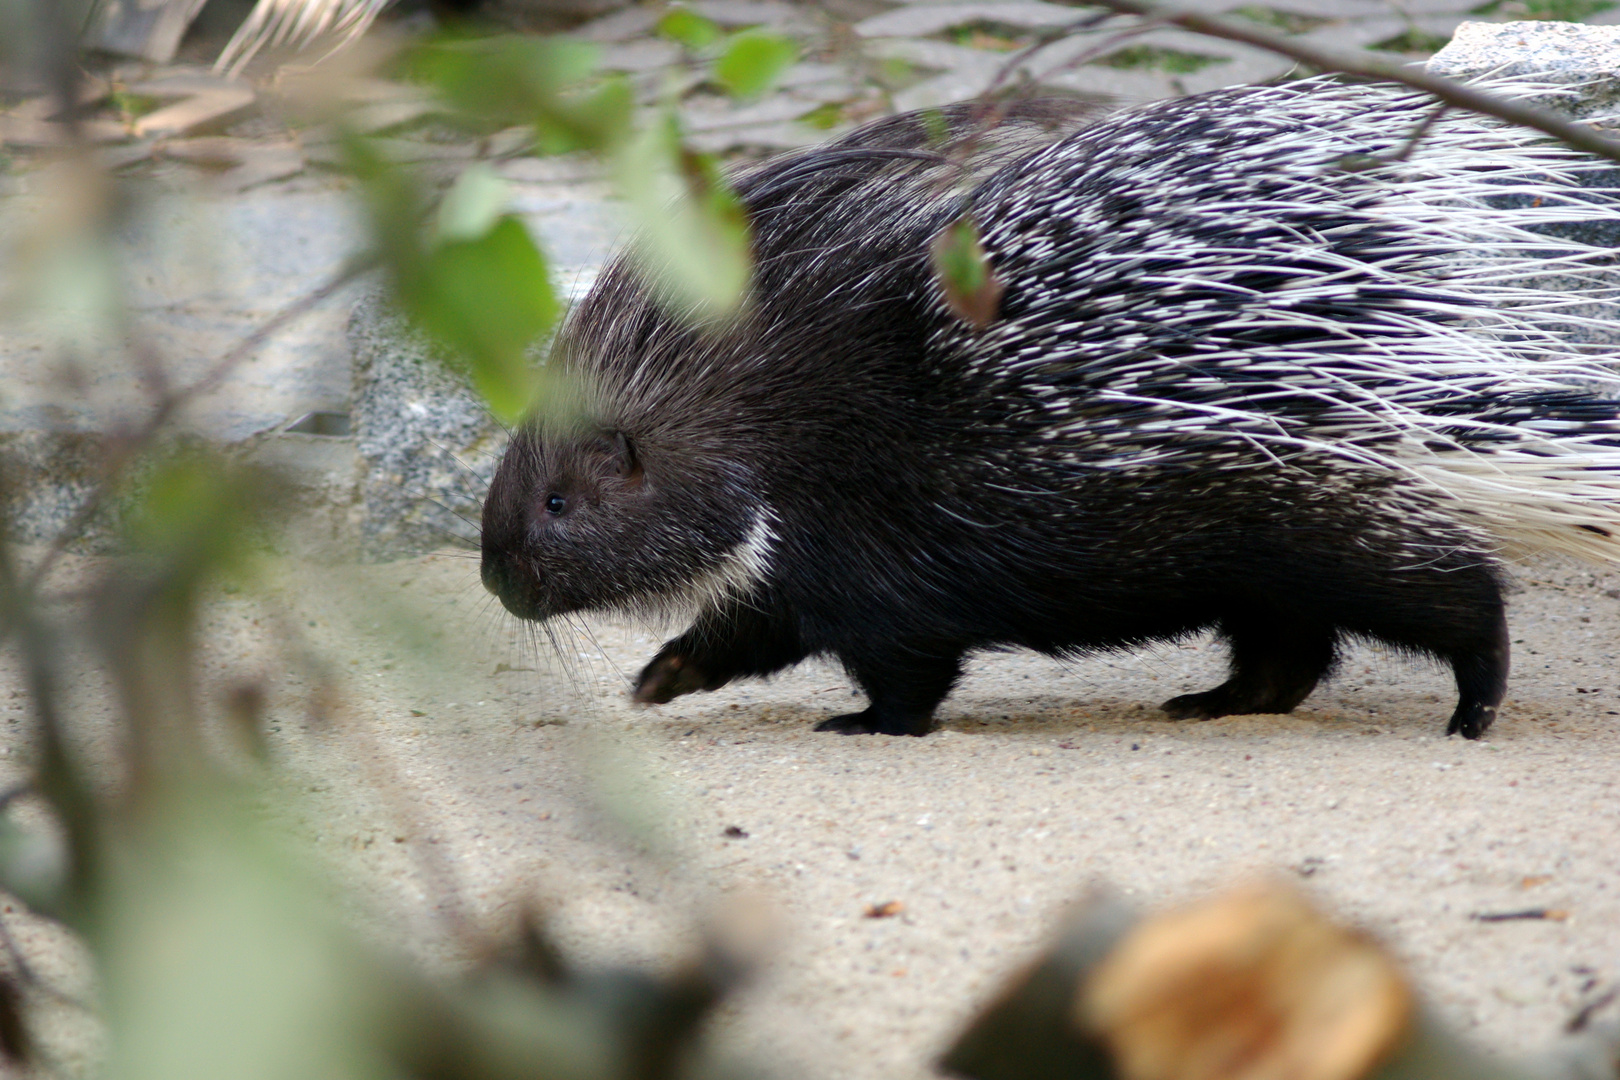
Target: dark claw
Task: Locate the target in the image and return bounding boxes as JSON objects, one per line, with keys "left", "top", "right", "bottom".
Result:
{"left": 632, "top": 653, "right": 716, "bottom": 704}
{"left": 813, "top": 712, "right": 882, "bottom": 735}
{"left": 1161, "top": 691, "right": 1224, "bottom": 720}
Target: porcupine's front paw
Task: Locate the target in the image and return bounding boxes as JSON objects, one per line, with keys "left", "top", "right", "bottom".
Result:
{"left": 632, "top": 651, "right": 723, "bottom": 704}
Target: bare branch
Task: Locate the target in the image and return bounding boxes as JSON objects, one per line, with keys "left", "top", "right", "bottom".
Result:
{"left": 1088, "top": 0, "right": 1620, "bottom": 167}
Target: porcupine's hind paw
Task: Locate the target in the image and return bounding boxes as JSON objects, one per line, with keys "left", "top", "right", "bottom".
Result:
{"left": 1443, "top": 607, "right": 1508, "bottom": 740}
{"left": 814, "top": 708, "right": 936, "bottom": 736}
{"left": 632, "top": 651, "right": 725, "bottom": 704}
{"left": 1160, "top": 688, "right": 1239, "bottom": 720}
{"left": 1160, "top": 678, "right": 1317, "bottom": 720}
{"left": 1163, "top": 617, "right": 1334, "bottom": 720}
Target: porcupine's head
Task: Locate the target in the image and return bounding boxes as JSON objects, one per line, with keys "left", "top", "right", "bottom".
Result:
{"left": 479, "top": 258, "right": 771, "bottom": 623}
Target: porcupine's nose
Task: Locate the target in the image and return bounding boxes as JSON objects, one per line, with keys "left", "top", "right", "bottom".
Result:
{"left": 480, "top": 551, "right": 547, "bottom": 620}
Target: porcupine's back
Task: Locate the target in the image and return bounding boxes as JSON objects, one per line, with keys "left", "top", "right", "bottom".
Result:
{"left": 556, "top": 100, "right": 1105, "bottom": 479}
{"left": 932, "top": 77, "right": 1620, "bottom": 567}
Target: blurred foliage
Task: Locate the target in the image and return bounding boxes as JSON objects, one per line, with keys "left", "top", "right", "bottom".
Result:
{"left": 362, "top": 19, "right": 796, "bottom": 397}
{"left": 10, "top": 4, "right": 1616, "bottom": 1080}
{"left": 713, "top": 32, "right": 797, "bottom": 100}
{"left": 657, "top": 9, "right": 723, "bottom": 51}
{"left": 0, "top": 5, "right": 798, "bottom": 1074}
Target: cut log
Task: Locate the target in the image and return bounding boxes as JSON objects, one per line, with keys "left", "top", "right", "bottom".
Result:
{"left": 943, "top": 880, "right": 1620, "bottom": 1080}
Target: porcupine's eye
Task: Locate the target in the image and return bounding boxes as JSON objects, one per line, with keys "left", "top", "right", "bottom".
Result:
{"left": 544, "top": 494, "right": 568, "bottom": 516}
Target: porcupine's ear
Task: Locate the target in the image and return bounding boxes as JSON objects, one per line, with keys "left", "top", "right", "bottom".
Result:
{"left": 589, "top": 431, "right": 643, "bottom": 486}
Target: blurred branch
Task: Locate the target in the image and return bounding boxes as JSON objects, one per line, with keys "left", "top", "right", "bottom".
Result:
{"left": 0, "top": 543, "right": 101, "bottom": 933}
{"left": 1088, "top": 0, "right": 1620, "bottom": 167}
{"left": 18, "top": 255, "right": 379, "bottom": 598}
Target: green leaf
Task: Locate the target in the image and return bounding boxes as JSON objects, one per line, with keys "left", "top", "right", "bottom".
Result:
{"left": 614, "top": 114, "right": 752, "bottom": 320}
{"left": 405, "top": 216, "right": 558, "bottom": 421}
{"left": 435, "top": 163, "right": 510, "bottom": 244}
{"left": 713, "top": 31, "right": 796, "bottom": 99}
{"left": 410, "top": 35, "right": 628, "bottom": 152}
{"left": 532, "top": 75, "right": 634, "bottom": 156}
{"left": 345, "top": 136, "right": 557, "bottom": 419}
{"left": 657, "top": 8, "right": 721, "bottom": 49}
{"left": 931, "top": 216, "right": 1003, "bottom": 328}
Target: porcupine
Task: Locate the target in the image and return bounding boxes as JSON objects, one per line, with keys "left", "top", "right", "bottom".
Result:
{"left": 479, "top": 79, "right": 1620, "bottom": 739}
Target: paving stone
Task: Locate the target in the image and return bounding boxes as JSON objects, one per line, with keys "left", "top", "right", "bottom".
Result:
{"left": 1149, "top": 0, "right": 1251, "bottom": 9}
{"left": 1037, "top": 65, "right": 1177, "bottom": 103}
{"left": 213, "top": 144, "right": 309, "bottom": 194}
{"left": 595, "top": 39, "right": 683, "bottom": 74}
{"left": 862, "top": 37, "right": 1008, "bottom": 76}
{"left": 681, "top": 95, "right": 823, "bottom": 132}
{"left": 1378, "top": 0, "right": 1483, "bottom": 12}
{"left": 1295, "top": 17, "right": 1409, "bottom": 51}
{"left": 855, "top": 2, "right": 1084, "bottom": 39}
{"left": 1260, "top": 0, "right": 1393, "bottom": 15}
{"left": 132, "top": 85, "right": 257, "bottom": 139}
{"left": 777, "top": 79, "right": 863, "bottom": 105}
{"left": 687, "top": 0, "right": 805, "bottom": 28}
{"left": 571, "top": 6, "right": 663, "bottom": 42}
{"left": 776, "top": 61, "right": 857, "bottom": 89}
{"left": 891, "top": 69, "right": 999, "bottom": 112}
{"left": 83, "top": 0, "right": 210, "bottom": 63}
{"left": 686, "top": 121, "right": 826, "bottom": 152}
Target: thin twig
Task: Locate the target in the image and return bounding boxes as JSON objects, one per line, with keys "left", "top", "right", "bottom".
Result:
{"left": 980, "top": 9, "right": 1119, "bottom": 102}
{"left": 20, "top": 254, "right": 380, "bottom": 596}
{"left": 1338, "top": 103, "right": 1452, "bottom": 171}
{"left": 1027, "top": 25, "right": 1166, "bottom": 88}
{"left": 1089, "top": 0, "right": 1620, "bottom": 166}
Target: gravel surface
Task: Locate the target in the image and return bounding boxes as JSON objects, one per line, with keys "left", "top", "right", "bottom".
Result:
{"left": 5, "top": 545, "right": 1615, "bottom": 1077}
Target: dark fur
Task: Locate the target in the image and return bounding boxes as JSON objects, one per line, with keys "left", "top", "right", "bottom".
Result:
{"left": 479, "top": 96, "right": 1565, "bottom": 739}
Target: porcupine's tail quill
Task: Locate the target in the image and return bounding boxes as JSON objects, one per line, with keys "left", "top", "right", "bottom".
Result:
{"left": 1344, "top": 75, "right": 1620, "bottom": 563}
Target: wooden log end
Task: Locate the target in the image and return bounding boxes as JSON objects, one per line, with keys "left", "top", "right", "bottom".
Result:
{"left": 1077, "top": 879, "right": 1414, "bottom": 1080}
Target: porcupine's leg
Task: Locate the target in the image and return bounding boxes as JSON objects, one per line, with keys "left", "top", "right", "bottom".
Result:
{"left": 1161, "top": 611, "right": 1337, "bottom": 720}
{"left": 1442, "top": 605, "right": 1509, "bottom": 740}
{"left": 633, "top": 602, "right": 806, "bottom": 705}
{"left": 815, "top": 649, "right": 964, "bottom": 736}
{"left": 1342, "top": 562, "right": 1508, "bottom": 738}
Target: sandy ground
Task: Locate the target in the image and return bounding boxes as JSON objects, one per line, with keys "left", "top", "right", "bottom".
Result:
{"left": 2, "top": 544, "right": 1618, "bottom": 1077}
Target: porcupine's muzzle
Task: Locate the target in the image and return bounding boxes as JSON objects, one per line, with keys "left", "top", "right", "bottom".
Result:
{"left": 480, "top": 552, "right": 548, "bottom": 621}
